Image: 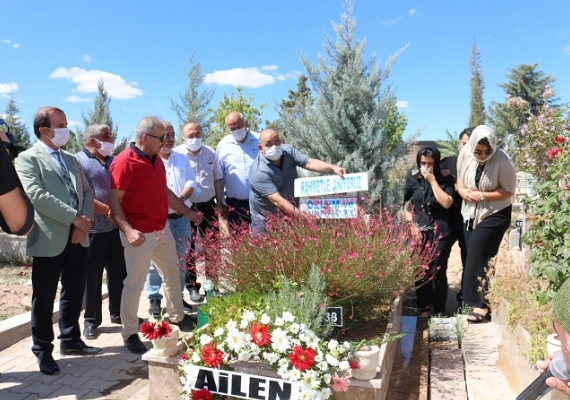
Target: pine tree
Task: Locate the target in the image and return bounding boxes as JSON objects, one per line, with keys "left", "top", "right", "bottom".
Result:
{"left": 170, "top": 54, "right": 214, "bottom": 138}
{"left": 267, "top": 75, "right": 313, "bottom": 134}
{"left": 278, "top": 0, "right": 409, "bottom": 205}
{"left": 488, "top": 63, "right": 557, "bottom": 144}
{"left": 80, "top": 79, "right": 119, "bottom": 140}
{"left": 2, "top": 98, "right": 32, "bottom": 149}
{"left": 207, "top": 86, "right": 266, "bottom": 148}
{"left": 468, "top": 43, "right": 486, "bottom": 127}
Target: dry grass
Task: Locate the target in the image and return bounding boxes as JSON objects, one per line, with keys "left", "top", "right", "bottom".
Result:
{"left": 0, "top": 262, "right": 32, "bottom": 321}
{"left": 487, "top": 238, "right": 553, "bottom": 364}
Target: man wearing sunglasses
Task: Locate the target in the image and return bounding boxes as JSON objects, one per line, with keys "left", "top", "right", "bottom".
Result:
{"left": 109, "top": 116, "right": 202, "bottom": 354}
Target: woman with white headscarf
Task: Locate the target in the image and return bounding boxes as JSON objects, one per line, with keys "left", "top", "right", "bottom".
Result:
{"left": 457, "top": 125, "right": 517, "bottom": 323}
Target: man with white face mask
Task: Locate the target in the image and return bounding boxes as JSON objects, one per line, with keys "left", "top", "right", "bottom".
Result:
{"left": 216, "top": 111, "right": 260, "bottom": 226}
{"left": 249, "top": 129, "right": 346, "bottom": 234}
{"left": 75, "top": 124, "right": 127, "bottom": 340}
{"left": 174, "top": 121, "right": 223, "bottom": 293}
{"left": 15, "top": 107, "right": 101, "bottom": 375}
{"left": 145, "top": 121, "right": 201, "bottom": 314}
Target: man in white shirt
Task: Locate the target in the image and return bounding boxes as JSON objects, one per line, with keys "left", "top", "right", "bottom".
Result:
{"left": 215, "top": 112, "right": 259, "bottom": 226}
{"left": 146, "top": 121, "right": 201, "bottom": 316}
{"left": 174, "top": 122, "right": 223, "bottom": 292}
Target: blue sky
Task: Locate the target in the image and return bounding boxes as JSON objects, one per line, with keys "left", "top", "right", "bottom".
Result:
{"left": 1, "top": 1, "right": 569, "bottom": 142}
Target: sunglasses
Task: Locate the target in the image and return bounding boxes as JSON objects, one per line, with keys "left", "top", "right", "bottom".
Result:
{"left": 474, "top": 149, "right": 492, "bottom": 156}
{"left": 144, "top": 133, "right": 166, "bottom": 142}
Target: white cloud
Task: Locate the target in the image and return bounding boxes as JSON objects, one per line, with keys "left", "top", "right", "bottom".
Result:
{"left": 0, "top": 82, "right": 18, "bottom": 97}
{"left": 12, "top": 43, "right": 20, "bottom": 49}
{"left": 409, "top": 9, "right": 417, "bottom": 16}
{"left": 383, "top": 17, "right": 402, "bottom": 26}
{"left": 1, "top": 39, "right": 10, "bottom": 44}
{"left": 82, "top": 54, "right": 92, "bottom": 62}
{"left": 564, "top": 44, "right": 570, "bottom": 55}
{"left": 204, "top": 65, "right": 299, "bottom": 88}
{"left": 64, "top": 95, "right": 92, "bottom": 103}
{"left": 49, "top": 67, "right": 143, "bottom": 99}
{"left": 396, "top": 100, "right": 409, "bottom": 109}
{"left": 68, "top": 120, "right": 84, "bottom": 129}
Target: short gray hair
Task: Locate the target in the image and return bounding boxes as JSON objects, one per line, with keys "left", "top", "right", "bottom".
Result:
{"left": 135, "top": 116, "right": 163, "bottom": 140}
{"left": 83, "top": 123, "right": 110, "bottom": 146}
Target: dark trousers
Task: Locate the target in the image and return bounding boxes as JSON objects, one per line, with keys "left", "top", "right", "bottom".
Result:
{"left": 447, "top": 215, "right": 467, "bottom": 268}
{"left": 186, "top": 197, "right": 218, "bottom": 284}
{"left": 462, "top": 206, "right": 512, "bottom": 309}
{"left": 31, "top": 237, "right": 87, "bottom": 360}
{"left": 225, "top": 197, "right": 251, "bottom": 227}
{"left": 83, "top": 229, "right": 127, "bottom": 327}
{"left": 416, "top": 232, "right": 452, "bottom": 315}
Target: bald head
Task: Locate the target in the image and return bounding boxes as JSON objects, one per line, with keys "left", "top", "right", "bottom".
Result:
{"left": 225, "top": 112, "right": 246, "bottom": 131}
{"left": 182, "top": 122, "right": 204, "bottom": 139}
{"left": 259, "top": 129, "right": 281, "bottom": 147}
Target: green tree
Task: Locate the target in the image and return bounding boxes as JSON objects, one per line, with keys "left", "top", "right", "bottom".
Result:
{"left": 436, "top": 130, "right": 459, "bottom": 159}
{"left": 80, "top": 79, "right": 119, "bottom": 140}
{"left": 170, "top": 54, "right": 214, "bottom": 138}
{"left": 207, "top": 86, "right": 266, "bottom": 148}
{"left": 267, "top": 75, "right": 313, "bottom": 134}
{"left": 488, "top": 63, "right": 557, "bottom": 145}
{"left": 468, "top": 43, "right": 486, "bottom": 127}
{"left": 2, "top": 98, "right": 32, "bottom": 149}
{"left": 278, "top": 0, "right": 408, "bottom": 205}
{"left": 61, "top": 130, "right": 83, "bottom": 153}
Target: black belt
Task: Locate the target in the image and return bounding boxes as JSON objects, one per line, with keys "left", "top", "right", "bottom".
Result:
{"left": 168, "top": 213, "right": 183, "bottom": 220}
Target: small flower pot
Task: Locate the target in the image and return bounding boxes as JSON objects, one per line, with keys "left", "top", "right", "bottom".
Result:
{"left": 547, "top": 333, "right": 561, "bottom": 357}
{"left": 151, "top": 325, "right": 180, "bottom": 357}
{"left": 351, "top": 345, "right": 380, "bottom": 380}
{"left": 197, "top": 304, "right": 209, "bottom": 328}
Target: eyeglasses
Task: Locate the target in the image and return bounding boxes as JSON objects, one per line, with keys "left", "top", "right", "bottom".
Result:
{"left": 474, "top": 149, "right": 492, "bottom": 156}
{"left": 144, "top": 133, "right": 166, "bottom": 142}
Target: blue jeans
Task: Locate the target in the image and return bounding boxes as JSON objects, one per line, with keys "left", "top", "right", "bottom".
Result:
{"left": 146, "top": 217, "right": 191, "bottom": 300}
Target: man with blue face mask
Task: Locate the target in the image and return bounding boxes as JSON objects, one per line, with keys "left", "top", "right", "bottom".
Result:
{"left": 216, "top": 112, "right": 260, "bottom": 227}
{"left": 15, "top": 107, "right": 101, "bottom": 375}
{"left": 75, "top": 124, "right": 127, "bottom": 340}
{"left": 249, "top": 129, "right": 346, "bottom": 234}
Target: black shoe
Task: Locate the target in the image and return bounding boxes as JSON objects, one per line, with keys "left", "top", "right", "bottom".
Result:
{"left": 168, "top": 315, "right": 195, "bottom": 332}
{"left": 110, "top": 316, "right": 122, "bottom": 325}
{"left": 60, "top": 340, "right": 102, "bottom": 356}
{"left": 38, "top": 355, "right": 60, "bottom": 375}
{"left": 84, "top": 326, "right": 98, "bottom": 340}
{"left": 188, "top": 286, "right": 202, "bottom": 302}
{"left": 149, "top": 299, "right": 162, "bottom": 318}
{"left": 182, "top": 299, "right": 196, "bottom": 312}
{"left": 124, "top": 334, "right": 148, "bottom": 354}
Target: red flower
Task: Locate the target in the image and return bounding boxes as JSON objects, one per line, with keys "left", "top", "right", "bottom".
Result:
{"left": 565, "top": 184, "right": 570, "bottom": 191}
{"left": 201, "top": 342, "right": 224, "bottom": 368}
{"left": 567, "top": 125, "right": 570, "bottom": 131}
{"left": 555, "top": 136, "right": 566, "bottom": 143}
{"left": 548, "top": 147, "right": 563, "bottom": 159}
{"left": 289, "top": 346, "right": 315, "bottom": 371}
{"left": 250, "top": 322, "right": 271, "bottom": 347}
{"left": 348, "top": 360, "right": 360, "bottom": 369}
{"left": 154, "top": 320, "right": 173, "bottom": 338}
{"left": 192, "top": 388, "right": 214, "bottom": 400}
{"left": 140, "top": 322, "right": 157, "bottom": 340}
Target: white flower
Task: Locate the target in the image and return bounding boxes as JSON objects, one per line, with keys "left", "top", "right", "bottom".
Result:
{"left": 315, "top": 349, "right": 324, "bottom": 362}
{"left": 301, "top": 370, "right": 320, "bottom": 389}
{"left": 299, "top": 390, "right": 311, "bottom": 400}
{"left": 327, "top": 339, "right": 338, "bottom": 351}
{"left": 326, "top": 353, "right": 339, "bottom": 367}
{"left": 339, "top": 360, "right": 350, "bottom": 371}
{"left": 278, "top": 357, "right": 290, "bottom": 368}
{"left": 239, "top": 318, "right": 250, "bottom": 329}
{"left": 343, "top": 341, "right": 351, "bottom": 350}
{"left": 278, "top": 365, "right": 289, "bottom": 377}
{"left": 312, "top": 389, "right": 326, "bottom": 400}
{"left": 289, "top": 323, "right": 300, "bottom": 334}
{"left": 323, "top": 373, "right": 332, "bottom": 384}
{"left": 317, "top": 361, "right": 329, "bottom": 371}
{"left": 191, "top": 352, "right": 201, "bottom": 363}
{"left": 274, "top": 317, "right": 284, "bottom": 326}
{"left": 226, "top": 319, "right": 237, "bottom": 330}
{"left": 199, "top": 334, "right": 213, "bottom": 346}
{"left": 290, "top": 369, "right": 302, "bottom": 381}
{"left": 242, "top": 310, "right": 255, "bottom": 323}
{"left": 225, "top": 328, "right": 245, "bottom": 352}
{"left": 305, "top": 332, "right": 320, "bottom": 348}
{"left": 271, "top": 328, "right": 290, "bottom": 353}
{"left": 320, "top": 387, "right": 332, "bottom": 398}
{"left": 260, "top": 313, "right": 271, "bottom": 324}
{"left": 213, "top": 327, "right": 224, "bottom": 337}
{"left": 282, "top": 311, "right": 295, "bottom": 322}
{"left": 263, "top": 352, "right": 280, "bottom": 364}
{"left": 237, "top": 350, "right": 252, "bottom": 361}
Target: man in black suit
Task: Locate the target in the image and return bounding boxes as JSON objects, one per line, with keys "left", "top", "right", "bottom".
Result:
{"left": 15, "top": 106, "right": 102, "bottom": 375}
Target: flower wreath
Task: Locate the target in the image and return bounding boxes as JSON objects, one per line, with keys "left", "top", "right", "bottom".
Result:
{"left": 179, "top": 310, "right": 353, "bottom": 400}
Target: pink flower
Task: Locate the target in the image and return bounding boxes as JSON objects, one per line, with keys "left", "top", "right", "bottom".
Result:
{"left": 548, "top": 147, "right": 562, "bottom": 159}
{"left": 555, "top": 136, "right": 566, "bottom": 143}
{"left": 566, "top": 184, "right": 570, "bottom": 191}
{"left": 348, "top": 251, "right": 358, "bottom": 259}
{"left": 339, "top": 257, "right": 346, "bottom": 263}
{"left": 331, "top": 374, "right": 349, "bottom": 392}
{"left": 355, "top": 273, "right": 362, "bottom": 279}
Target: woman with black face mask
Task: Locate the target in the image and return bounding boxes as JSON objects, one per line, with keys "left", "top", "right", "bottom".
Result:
{"left": 403, "top": 145, "right": 455, "bottom": 317}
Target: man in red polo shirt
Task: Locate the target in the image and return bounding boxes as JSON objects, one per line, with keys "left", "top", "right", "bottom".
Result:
{"left": 110, "top": 116, "right": 202, "bottom": 354}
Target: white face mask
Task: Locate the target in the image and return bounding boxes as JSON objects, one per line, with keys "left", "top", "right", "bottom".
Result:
{"left": 230, "top": 127, "right": 247, "bottom": 142}
{"left": 48, "top": 127, "right": 70, "bottom": 148}
{"left": 264, "top": 145, "right": 282, "bottom": 161}
{"left": 94, "top": 139, "right": 114, "bottom": 157}
{"left": 160, "top": 146, "right": 172, "bottom": 154}
{"left": 185, "top": 138, "right": 202, "bottom": 152}
{"left": 422, "top": 166, "right": 433, "bottom": 174}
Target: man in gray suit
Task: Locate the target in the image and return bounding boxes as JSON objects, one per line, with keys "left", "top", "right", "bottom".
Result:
{"left": 15, "top": 106, "right": 102, "bottom": 375}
